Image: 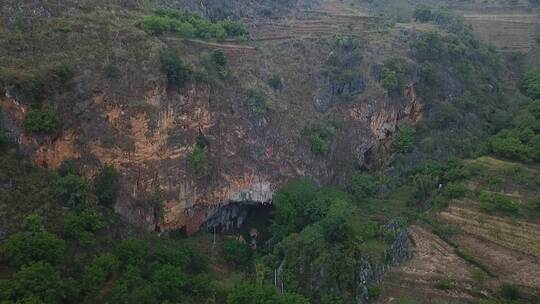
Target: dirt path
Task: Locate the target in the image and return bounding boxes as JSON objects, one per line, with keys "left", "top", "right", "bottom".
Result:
{"left": 164, "top": 37, "right": 256, "bottom": 50}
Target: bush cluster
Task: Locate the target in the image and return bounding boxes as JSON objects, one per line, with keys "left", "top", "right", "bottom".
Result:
{"left": 394, "top": 123, "right": 416, "bottom": 153}
{"left": 142, "top": 9, "right": 248, "bottom": 40}
{"left": 24, "top": 108, "right": 58, "bottom": 133}
{"left": 381, "top": 57, "right": 409, "bottom": 94}
{"left": 490, "top": 98, "right": 540, "bottom": 162}
{"left": 160, "top": 50, "right": 194, "bottom": 87}
{"left": 478, "top": 191, "right": 519, "bottom": 215}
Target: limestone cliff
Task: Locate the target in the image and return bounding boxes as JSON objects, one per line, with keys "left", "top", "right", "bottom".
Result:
{"left": 0, "top": 0, "right": 425, "bottom": 233}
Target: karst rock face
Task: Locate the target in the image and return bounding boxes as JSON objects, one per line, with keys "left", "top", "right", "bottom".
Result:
{"left": 0, "top": 0, "right": 423, "bottom": 233}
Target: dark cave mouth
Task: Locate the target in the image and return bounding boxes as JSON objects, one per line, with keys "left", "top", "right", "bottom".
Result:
{"left": 203, "top": 202, "right": 274, "bottom": 241}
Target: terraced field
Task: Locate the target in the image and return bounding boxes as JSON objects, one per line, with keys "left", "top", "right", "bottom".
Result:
{"left": 245, "top": 0, "right": 380, "bottom": 42}
{"left": 452, "top": 3, "right": 540, "bottom": 52}
{"left": 379, "top": 158, "right": 540, "bottom": 303}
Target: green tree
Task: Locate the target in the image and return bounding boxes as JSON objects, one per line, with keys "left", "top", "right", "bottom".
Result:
{"left": 270, "top": 179, "right": 318, "bottom": 241}
{"left": 522, "top": 68, "right": 540, "bottom": 100}
{"left": 1, "top": 222, "right": 65, "bottom": 267}
{"left": 94, "top": 165, "right": 120, "bottom": 206}
{"left": 64, "top": 209, "right": 105, "bottom": 246}
{"left": 5, "top": 262, "right": 62, "bottom": 303}
{"left": 320, "top": 199, "right": 352, "bottom": 243}
{"left": 381, "top": 68, "right": 400, "bottom": 92}
{"left": 115, "top": 238, "right": 149, "bottom": 268}
{"left": 149, "top": 264, "right": 189, "bottom": 301}
{"left": 107, "top": 281, "right": 129, "bottom": 304}
{"left": 52, "top": 173, "right": 90, "bottom": 208}
{"left": 490, "top": 130, "right": 530, "bottom": 161}
{"left": 82, "top": 253, "right": 119, "bottom": 298}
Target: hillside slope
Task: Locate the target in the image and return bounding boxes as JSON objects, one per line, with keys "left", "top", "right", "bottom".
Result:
{"left": 0, "top": 0, "right": 423, "bottom": 232}
{"left": 379, "top": 157, "right": 540, "bottom": 303}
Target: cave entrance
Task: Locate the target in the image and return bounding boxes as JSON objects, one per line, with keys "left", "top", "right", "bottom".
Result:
{"left": 204, "top": 202, "right": 273, "bottom": 247}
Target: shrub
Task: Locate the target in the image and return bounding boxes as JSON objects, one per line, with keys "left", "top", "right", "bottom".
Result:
{"left": 219, "top": 19, "right": 248, "bottom": 37}
{"left": 522, "top": 68, "right": 540, "bottom": 100}
{"left": 160, "top": 50, "right": 193, "bottom": 87}
{"left": 189, "top": 144, "right": 207, "bottom": 174}
{"left": 490, "top": 130, "right": 530, "bottom": 161}
{"left": 368, "top": 284, "right": 383, "bottom": 299}
{"left": 200, "top": 49, "right": 227, "bottom": 81}
{"left": 381, "top": 68, "right": 400, "bottom": 93}
{"left": 23, "top": 214, "right": 43, "bottom": 233}
{"left": 310, "top": 133, "right": 329, "bottom": 156}
{"left": 499, "top": 283, "right": 520, "bottom": 300}
{"left": 222, "top": 239, "right": 253, "bottom": 267}
{"left": 443, "top": 182, "right": 466, "bottom": 199}
{"left": 246, "top": 89, "right": 269, "bottom": 118}
{"left": 479, "top": 192, "right": 518, "bottom": 215}
{"left": 350, "top": 173, "right": 379, "bottom": 199}
{"left": 212, "top": 49, "right": 226, "bottom": 67}
{"left": 394, "top": 123, "right": 416, "bottom": 153}
{"left": 434, "top": 277, "right": 454, "bottom": 290}
{"left": 525, "top": 196, "right": 540, "bottom": 215}
{"left": 94, "top": 165, "right": 120, "bottom": 206}
{"left": 414, "top": 5, "right": 433, "bottom": 22}
{"left": 268, "top": 74, "right": 282, "bottom": 90}
{"left": 104, "top": 64, "right": 121, "bottom": 79}
{"left": 24, "top": 108, "right": 57, "bottom": 133}
{"left": 433, "top": 224, "right": 459, "bottom": 238}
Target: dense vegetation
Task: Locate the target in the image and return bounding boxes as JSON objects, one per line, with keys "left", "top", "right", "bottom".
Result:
{"left": 143, "top": 9, "right": 248, "bottom": 41}
{"left": 0, "top": 143, "right": 313, "bottom": 303}
{"left": 487, "top": 69, "right": 540, "bottom": 162}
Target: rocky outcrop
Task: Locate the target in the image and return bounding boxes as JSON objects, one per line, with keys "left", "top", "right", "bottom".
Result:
{"left": 313, "top": 71, "right": 367, "bottom": 112}
{"left": 354, "top": 222, "right": 415, "bottom": 304}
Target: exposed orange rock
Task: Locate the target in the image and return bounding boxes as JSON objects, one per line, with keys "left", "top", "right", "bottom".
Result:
{"left": 33, "top": 130, "right": 80, "bottom": 169}
{"left": 1, "top": 96, "right": 26, "bottom": 123}
{"left": 404, "top": 84, "right": 423, "bottom": 123}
